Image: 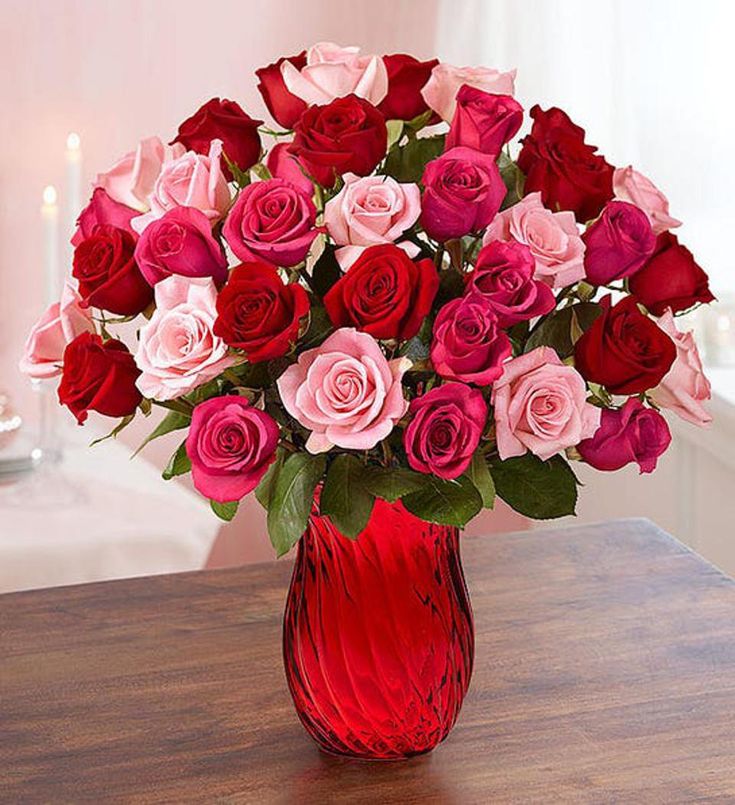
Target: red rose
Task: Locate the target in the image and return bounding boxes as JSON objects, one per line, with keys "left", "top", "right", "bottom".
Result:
{"left": 289, "top": 95, "right": 387, "bottom": 188}
{"left": 72, "top": 188, "right": 136, "bottom": 247}
{"left": 466, "top": 240, "right": 555, "bottom": 326}
{"left": 213, "top": 262, "right": 310, "bottom": 362}
{"left": 574, "top": 295, "right": 676, "bottom": 394}
{"left": 73, "top": 225, "right": 153, "bottom": 316}
{"left": 518, "top": 105, "right": 614, "bottom": 223}
{"left": 377, "top": 54, "right": 438, "bottom": 121}
{"left": 58, "top": 332, "right": 141, "bottom": 424}
{"left": 255, "top": 52, "right": 308, "bottom": 129}
{"left": 446, "top": 86, "right": 523, "bottom": 157}
{"left": 629, "top": 232, "right": 715, "bottom": 315}
{"left": 323, "top": 244, "right": 439, "bottom": 341}
{"left": 171, "top": 98, "right": 262, "bottom": 181}
{"left": 583, "top": 200, "right": 656, "bottom": 285}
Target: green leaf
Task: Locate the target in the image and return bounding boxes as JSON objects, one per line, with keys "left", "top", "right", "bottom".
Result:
{"left": 298, "top": 306, "right": 333, "bottom": 351}
{"left": 405, "top": 109, "right": 433, "bottom": 132}
{"left": 402, "top": 475, "right": 483, "bottom": 527}
{"left": 250, "top": 162, "right": 272, "bottom": 181}
{"left": 211, "top": 499, "right": 239, "bottom": 522}
{"left": 435, "top": 267, "right": 465, "bottom": 307}
{"left": 132, "top": 410, "right": 190, "bottom": 457}
{"left": 162, "top": 441, "right": 191, "bottom": 480}
{"left": 310, "top": 245, "right": 343, "bottom": 298}
{"left": 254, "top": 447, "right": 286, "bottom": 510}
{"left": 466, "top": 453, "right": 495, "bottom": 508}
{"left": 267, "top": 452, "right": 326, "bottom": 557}
{"left": 383, "top": 134, "right": 445, "bottom": 183}
{"left": 321, "top": 454, "right": 375, "bottom": 539}
{"left": 89, "top": 414, "right": 135, "bottom": 447}
{"left": 398, "top": 335, "right": 430, "bottom": 362}
{"left": 525, "top": 303, "right": 602, "bottom": 358}
{"left": 490, "top": 453, "right": 578, "bottom": 519}
{"left": 498, "top": 152, "right": 525, "bottom": 210}
{"left": 386, "top": 119, "right": 404, "bottom": 149}
{"left": 364, "top": 467, "right": 427, "bottom": 503}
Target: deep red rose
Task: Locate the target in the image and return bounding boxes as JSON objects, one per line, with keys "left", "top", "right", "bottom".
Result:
{"left": 255, "top": 51, "right": 308, "bottom": 129}
{"left": 467, "top": 240, "right": 555, "bottom": 326}
{"left": 518, "top": 105, "right": 614, "bottom": 223}
{"left": 58, "top": 332, "right": 142, "bottom": 424}
{"left": 213, "top": 261, "right": 310, "bottom": 362}
{"left": 72, "top": 188, "right": 136, "bottom": 247}
{"left": 583, "top": 200, "right": 656, "bottom": 285}
{"left": 72, "top": 225, "right": 153, "bottom": 316}
{"left": 577, "top": 398, "right": 671, "bottom": 474}
{"left": 446, "top": 86, "right": 523, "bottom": 157}
{"left": 629, "top": 232, "right": 715, "bottom": 315}
{"left": 574, "top": 294, "right": 676, "bottom": 394}
{"left": 171, "top": 98, "right": 262, "bottom": 181}
{"left": 323, "top": 244, "right": 439, "bottom": 341}
{"left": 378, "top": 54, "right": 438, "bottom": 122}
{"left": 289, "top": 95, "right": 388, "bottom": 188}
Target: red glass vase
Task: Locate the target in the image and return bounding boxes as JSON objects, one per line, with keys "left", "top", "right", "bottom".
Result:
{"left": 282, "top": 496, "right": 474, "bottom": 760}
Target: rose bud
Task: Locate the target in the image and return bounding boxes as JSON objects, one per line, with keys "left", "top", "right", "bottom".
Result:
{"left": 171, "top": 98, "right": 263, "bottom": 181}
{"left": 613, "top": 166, "right": 681, "bottom": 236}
{"left": 186, "top": 396, "right": 280, "bottom": 503}
{"left": 629, "top": 232, "right": 715, "bottom": 316}
{"left": 323, "top": 244, "right": 439, "bottom": 341}
{"left": 134, "top": 207, "right": 228, "bottom": 286}
{"left": 266, "top": 143, "right": 313, "bottom": 197}
{"left": 518, "top": 105, "right": 614, "bottom": 223}
{"left": 58, "top": 332, "right": 142, "bottom": 424}
{"left": 446, "top": 86, "right": 523, "bottom": 157}
{"left": 223, "top": 178, "right": 318, "bottom": 267}
{"left": 578, "top": 399, "right": 671, "bottom": 474}
{"left": 582, "top": 200, "right": 656, "bottom": 286}
{"left": 420, "top": 146, "right": 505, "bottom": 241}
{"left": 466, "top": 240, "right": 555, "bottom": 326}
{"left": 72, "top": 225, "right": 153, "bottom": 316}
{"left": 289, "top": 95, "right": 388, "bottom": 188}
{"left": 431, "top": 292, "right": 512, "bottom": 386}
{"left": 213, "top": 262, "right": 310, "bottom": 363}
{"left": 72, "top": 188, "right": 137, "bottom": 247}
{"left": 404, "top": 382, "right": 488, "bottom": 480}
{"left": 378, "top": 54, "right": 438, "bottom": 121}
{"left": 574, "top": 295, "right": 676, "bottom": 395}
{"left": 421, "top": 63, "right": 516, "bottom": 122}
{"left": 255, "top": 51, "right": 308, "bottom": 129}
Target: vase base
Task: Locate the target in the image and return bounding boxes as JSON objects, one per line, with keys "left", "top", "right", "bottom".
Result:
{"left": 316, "top": 744, "right": 435, "bottom": 763}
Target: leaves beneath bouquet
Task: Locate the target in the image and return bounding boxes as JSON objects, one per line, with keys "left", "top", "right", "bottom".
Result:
{"left": 133, "top": 409, "right": 191, "bottom": 457}
{"left": 491, "top": 453, "right": 578, "bottom": 519}
{"left": 402, "top": 475, "right": 483, "bottom": 527}
{"left": 321, "top": 455, "right": 375, "bottom": 539}
{"left": 162, "top": 441, "right": 191, "bottom": 480}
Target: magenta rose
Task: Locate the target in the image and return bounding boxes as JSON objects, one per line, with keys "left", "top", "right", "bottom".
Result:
{"left": 223, "top": 178, "right": 318, "bottom": 267}
{"left": 186, "top": 396, "right": 280, "bottom": 503}
{"left": 266, "top": 143, "right": 313, "bottom": 197}
{"left": 583, "top": 200, "right": 656, "bottom": 286}
{"left": 466, "top": 240, "right": 555, "bottom": 326}
{"left": 134, "top": 206, "right": 228, "bottom": 286}
{"left": 420, "top": 146, "right": 505, "bottom": 241}
{"left": 431, "top": 292, "right": 511, "bottom": 386}
{"left": 577, "top": 398, "right": 671, "bottom": 474}
{"left": 446, "top": 86, "right": 523, "bottom": 157}
{"left": 404, "top": 382, "right": 488, "bottom": 480}
{"left": 72, "top": 188, "right": 137, "bottom": 247}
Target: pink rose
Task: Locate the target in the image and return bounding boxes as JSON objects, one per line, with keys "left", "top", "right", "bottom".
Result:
{"left": 421, "top": 146, "right": 506, "bottom": 242}
{"left": 223, "top": 178, "right": 318, "bottom": 267}
{"left": 280, "top": 41, "right": 388, "bottom": 106}
{"left": 421, "top": 63, "right": 517, "bottom": 122}
{"left": 491, "top": 346, "right": 601, "bottom": 460}
{"left": 613, "top": 166, "right": 682, "bottom": 236}
{"left": 650, "top": 310, "right": 712, "bottom": 427}
{"left": 404, "top": 382, "right": 487, "bottom": 480}
{"left": 266, "top": 143, "right": 313, "bottom": 197}
{"left": 483, "top": 192, "right": 585, "bottom": 288}
{"left": 19, "top": 281, "right": 95, "bottom": 380}
{"left": 578, "top": 399, "right": 671, "bottom": 474}
{"left": 135, "top": 275, "right": 234, "bottom": 401}
{"left": 277, "top": 328, "right": 410, "bottom": 453}
{"left": 324, "top": 173, "right": 421, "bottom": 269}
{"left": 94, "top": 136, "right": 184, "bottom": 212}
{"left": 132, "top": 140, "right": 230, "bottom": 233}
{"left": 186, "top": 396, "right": 279, "bottom": 503}
{"left": 72, "top": 188, "right": 137, "bottom": 247}
{"left": 431, "top": 292, "right": 511, "bottom": 385}
{"left": 446, "top": 86, "right": 523, "bottom": 157}
{"left": 134, "top": 206, "right": 228, "bottom": 286}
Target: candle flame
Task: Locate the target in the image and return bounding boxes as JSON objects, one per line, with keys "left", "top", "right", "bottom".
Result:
{"left": 66, "top": 132, "right": 81, "bottom": 151}
{"left": 43, "top": 185, "right": 58, "bottom": 205}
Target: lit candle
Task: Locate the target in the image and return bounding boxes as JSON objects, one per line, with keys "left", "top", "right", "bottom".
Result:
{"left": 65, "top": 132, "right": 82, "bottom": 266}
{"left": 41, "top": 185, "right": 60, "bottom": 305}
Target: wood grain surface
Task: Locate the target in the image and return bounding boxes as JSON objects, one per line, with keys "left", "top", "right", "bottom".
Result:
{"left": 2, "top": 519, "right": 735, "bottom": 803}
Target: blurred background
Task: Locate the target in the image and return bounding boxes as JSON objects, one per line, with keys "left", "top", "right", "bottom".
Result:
{"left": 1, "top": 0, "right": 733, "bottom": 592}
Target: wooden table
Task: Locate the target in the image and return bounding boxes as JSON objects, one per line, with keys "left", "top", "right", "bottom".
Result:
{"left": 2, "top": 520, "right": 735, "bottom": 803}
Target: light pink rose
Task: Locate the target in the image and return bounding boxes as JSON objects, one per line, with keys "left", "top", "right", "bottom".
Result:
{"left": 132, "top": 140, "right": 230, "bottom": 233}
{"left": 95, "top": 136, "right": 184, "bottom": 213}
{"left": 19, "top": 281, "right": 95, "bottom": 380}
{"left": 324, "top": 173, "right": 421, "bottom": 269}
{"left": 613, "top": 166, "right": 682, "bottom": 236}
{"left": 421, "top": 63, "right": 517, "bottom": 122}
{"left": 483, "top": 192, "right": 585, "bottom": 289}
{"left": 277, "top": 327, "right": 410, "bottom": 453}
{"left": 135, "top": 275, "right": 234, "bottom": 401}
{"left": 281, "top": 42, "right": 388, "bottom": 107}
{"left": 650, "top": 310, "right": 712, "bottom": 426}
{"left": 491, "top": 346, "right": 601, "bottom": 461}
